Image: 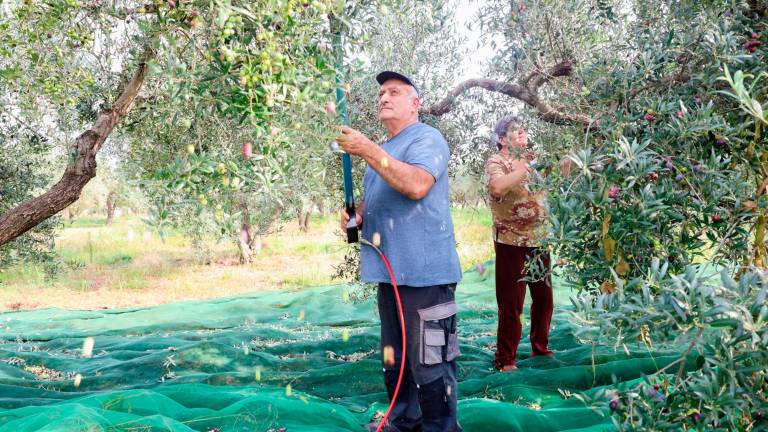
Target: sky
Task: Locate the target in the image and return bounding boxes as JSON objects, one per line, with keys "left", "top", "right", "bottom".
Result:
{"left": 453, "top": 0, "right": 496, "bottom": 84}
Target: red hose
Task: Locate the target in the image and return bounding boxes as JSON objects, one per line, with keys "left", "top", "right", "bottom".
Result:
{"left": 363, "top": 240, "right": 406, "bottom": 432}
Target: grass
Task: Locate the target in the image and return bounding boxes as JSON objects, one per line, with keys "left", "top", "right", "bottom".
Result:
{"left": 0, "top": 207, "right": 495, "bottom": 311}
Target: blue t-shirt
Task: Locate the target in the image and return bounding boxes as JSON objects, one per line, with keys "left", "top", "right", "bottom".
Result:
{"left": 361, "top": 122, "right": 462, "bottom": 287}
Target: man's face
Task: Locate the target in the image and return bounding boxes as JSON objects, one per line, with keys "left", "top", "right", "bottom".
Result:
{"left": 378, "top": 79, "right": 418, "bottom": 122}
{"left": 504, "top": 125, "right": 527, "bottom": 150}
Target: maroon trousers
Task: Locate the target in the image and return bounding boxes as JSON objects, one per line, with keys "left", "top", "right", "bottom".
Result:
{"left": 493, "top": 242, "right": 553, "bottom": 368}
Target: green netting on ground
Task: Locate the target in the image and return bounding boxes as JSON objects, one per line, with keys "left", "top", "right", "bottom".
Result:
{"left": 0, "top": 262, "right": 688, "bottom": 431}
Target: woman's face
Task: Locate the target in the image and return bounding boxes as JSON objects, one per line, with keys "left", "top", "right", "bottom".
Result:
{"left": 505, "top": 125, "right": 527, "bottom": 149}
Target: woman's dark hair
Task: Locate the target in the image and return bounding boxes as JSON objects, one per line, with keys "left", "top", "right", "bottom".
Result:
{"left": 492, "top": 115, "right": 522, "bottom": 150}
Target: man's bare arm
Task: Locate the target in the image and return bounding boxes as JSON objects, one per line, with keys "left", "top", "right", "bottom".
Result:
{"left": 336, "top": 126, "right": 435, "bottom": 200}
{"left": 361, "top": 145, "right": 434, "bottom": 200}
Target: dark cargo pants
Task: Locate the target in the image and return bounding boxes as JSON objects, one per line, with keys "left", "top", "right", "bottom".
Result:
{"left": 375, "top": 283, "right": 462, "bottom": 432}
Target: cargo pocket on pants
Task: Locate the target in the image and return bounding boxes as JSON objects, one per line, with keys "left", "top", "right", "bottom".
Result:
{"left": 423, "top": 328, "right": 446, "bottom": 365}
{"left": 418, "top": 301, "right": 458, "bottom": 366}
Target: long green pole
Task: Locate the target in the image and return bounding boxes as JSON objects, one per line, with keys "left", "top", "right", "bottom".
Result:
{"left": 333, "top": 28, "right": 358, "bottom": 243}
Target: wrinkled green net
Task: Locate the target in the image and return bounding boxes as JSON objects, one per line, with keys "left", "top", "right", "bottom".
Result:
{"left": 0, "top": 262, "right": 686, "bottom": 431}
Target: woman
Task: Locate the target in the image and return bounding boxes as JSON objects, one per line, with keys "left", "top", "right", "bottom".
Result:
{"left": 484, "top": 115, "right": 555, "bottom": 371}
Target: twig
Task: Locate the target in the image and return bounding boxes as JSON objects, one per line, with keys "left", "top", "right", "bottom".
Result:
{"left": 176, "top": 27, "right": 207, "bottom": 59}
{"left": 676, "top": 327, "right": 703, "bottom": 384}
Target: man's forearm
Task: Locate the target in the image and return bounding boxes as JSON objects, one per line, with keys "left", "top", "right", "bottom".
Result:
{"left": 361, "top": 145, "right": 434, "bottom": 200}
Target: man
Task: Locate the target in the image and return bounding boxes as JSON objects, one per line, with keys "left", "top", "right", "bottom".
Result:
{"left": 485, "top": 115, "right": 557, "bottom": 372}
{"left": 337, "top": 71, "right": 462, "bottom": 432}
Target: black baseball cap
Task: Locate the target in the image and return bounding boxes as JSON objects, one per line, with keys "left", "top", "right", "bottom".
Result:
{"left": 376, "top": 71, "right": 420, "bottom": 97}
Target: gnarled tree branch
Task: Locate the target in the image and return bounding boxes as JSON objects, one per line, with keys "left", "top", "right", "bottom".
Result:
{"left": 423, "top": 60, "right": 593, "bottom": 126}
{"left": 424, "top": 78, "right": 537, "bottom": 116}
{"left": 527, "top": 60, "right": 573, "bottom": 92}
{"left": 0, "top": 47, "right": 154, "bottom": 247}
